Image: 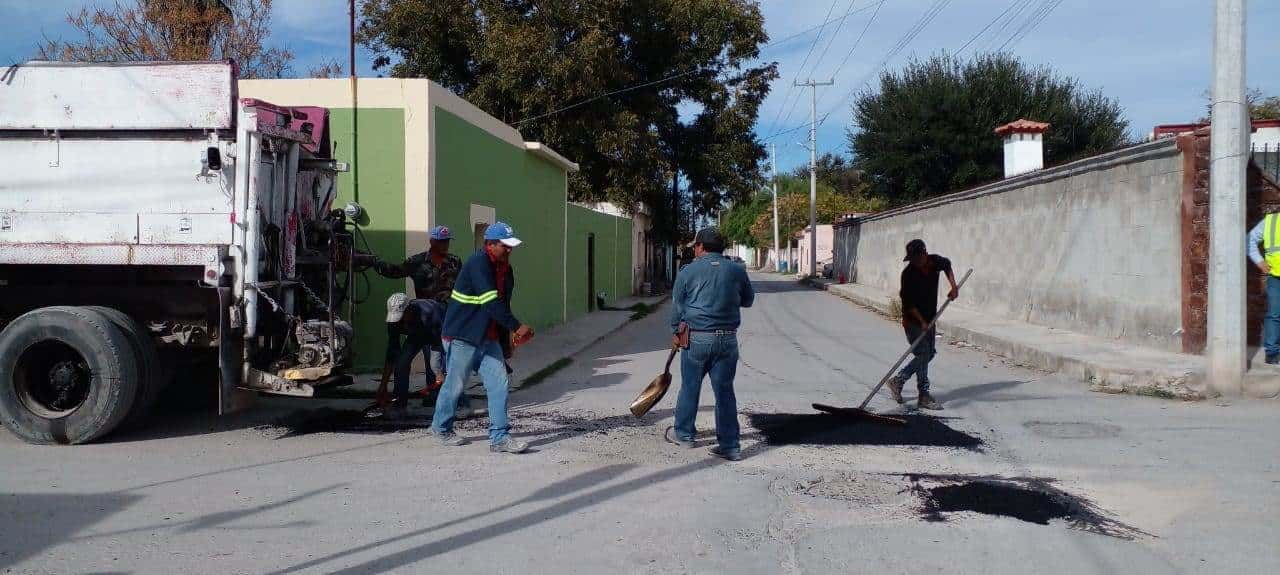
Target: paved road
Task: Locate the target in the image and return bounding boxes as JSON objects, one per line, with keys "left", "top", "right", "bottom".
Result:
{"left": 2, "top": 273, "right": 1277, "bottom": 574}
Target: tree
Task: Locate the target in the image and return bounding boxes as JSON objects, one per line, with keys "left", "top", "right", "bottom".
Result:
{"left": 37, "top": 0, "right": 293, "bottom": 79}
{"left": 1200, "top": 88, "right": 1280, "bottom": 122}
{"left": 307, "top": 59, "right": 344, "bottom": 79}
{"left": 849, "top": 53, "right": 1129, "bottom": 202}
{"left": 790, "top": 152, "right": 864, "bottom": 197}
{"left": 720, "top": 191, "right": 770, "bottom": 247}
{"left": 358, "top": 0, "right": 777, "bottom": 241}
{"left": 746, "top": 175, "right": 884, "bottom": 248}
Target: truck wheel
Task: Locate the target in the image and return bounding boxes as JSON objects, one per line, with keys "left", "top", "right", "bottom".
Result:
{"left": 84, "top": 306, "right": 160, "bottom": 429}
{"left": 0, "top": 307, "right": 140, "bottom": 444}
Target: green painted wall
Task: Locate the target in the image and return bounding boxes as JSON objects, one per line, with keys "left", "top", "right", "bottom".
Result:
{"left": 329, "top": 108, "right": 406, "bottom": 371}
{"left": 433, "top": 108, "right": 567, "bottom": 331}
{"left": 566, "top": 204, "right": 633, "bottom": 322}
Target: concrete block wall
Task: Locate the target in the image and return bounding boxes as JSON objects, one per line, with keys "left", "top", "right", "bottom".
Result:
{"left": 835, "top": 139, "right": 1187, "bottom": 352}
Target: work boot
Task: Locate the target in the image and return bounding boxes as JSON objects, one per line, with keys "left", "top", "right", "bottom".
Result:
{"left": 710, "top": 446, "right": 743, "bottom": 461}
{"left": 1266, "top": 354, "right": 1279, "bottom": 365}
{"left": 917, "top": 392, "right": 944, "bottom": 411}
{"left": 432, "top": 430, "right": 468, "bottom": 446}
{"left": 887, "top": 375, "right": 906, "bottom": 404}
{"left": 490, "top": 438, "right": 529, "bottom": 454}
{"left": 664, "top": 426, "right": 696, "bottom": 449}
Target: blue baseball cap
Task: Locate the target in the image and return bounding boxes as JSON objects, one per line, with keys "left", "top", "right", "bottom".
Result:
{"left": 429, "top": 225, "right": 454, "bottom": 241}
{"left": 483, "top": 221, "right": 522, "bottom": 247}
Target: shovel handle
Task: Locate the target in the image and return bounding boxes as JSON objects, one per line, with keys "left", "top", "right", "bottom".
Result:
{"left": 663, "top": 345, "right": 678, "bottom": 375}
{"left": 858, "top": 268, "right": 973, "bottom": 410}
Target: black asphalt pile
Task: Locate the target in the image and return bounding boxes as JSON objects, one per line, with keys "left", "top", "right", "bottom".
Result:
{"left": 747, "top": 412, "right": 983, "bottom": 450}
{"left": 264, "top": 408, "right": 429, "bottom": 437}
{"left": 907, "top": 474, "right": 1150, "bottom": 540}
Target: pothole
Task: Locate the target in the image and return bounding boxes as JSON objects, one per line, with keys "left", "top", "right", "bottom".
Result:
{"left": 907, "top": 474, "right": 1150, "bottom": 539}
{"left": 747, "top": 412, "right": 983, "bottom": 450}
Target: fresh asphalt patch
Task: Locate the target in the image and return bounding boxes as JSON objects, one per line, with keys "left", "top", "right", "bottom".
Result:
{"left": 746, "top": 412, "right": 984, "bottom": 450}
{"left": 906, "top": 474, "right": 1151, "bottom": 540}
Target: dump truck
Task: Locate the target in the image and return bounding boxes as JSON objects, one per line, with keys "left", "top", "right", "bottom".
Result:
{"left": 0, "top": 61, "right": 364, "bottom": 444}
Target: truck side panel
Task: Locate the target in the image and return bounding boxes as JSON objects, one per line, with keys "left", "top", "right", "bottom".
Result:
{"left": 0, "top": 61, "right": 234, "bottom": 130}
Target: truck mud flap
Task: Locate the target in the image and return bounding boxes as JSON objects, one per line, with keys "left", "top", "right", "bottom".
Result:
{"left": 217, "top": 286, "right": 244, "bottom": 414}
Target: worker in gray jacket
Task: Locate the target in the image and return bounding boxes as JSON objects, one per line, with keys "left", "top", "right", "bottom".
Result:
{"left": 665, "top": 227, "right": 755, "bottom": 461}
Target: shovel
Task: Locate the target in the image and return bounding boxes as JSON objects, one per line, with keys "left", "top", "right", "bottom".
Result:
{"left": 814, "top": 268, "right": 973, "bottom": 426}
{"left": 629, "top": 345, "right": 679, "bottom": 418}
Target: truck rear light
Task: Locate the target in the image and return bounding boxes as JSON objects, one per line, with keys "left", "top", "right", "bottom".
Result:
{"left": 206, "top": 269, "right": 218, "bottom": 280}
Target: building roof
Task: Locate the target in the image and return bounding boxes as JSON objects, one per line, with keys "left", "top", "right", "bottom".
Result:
{"left": 994, "top": 119, "right": 1050, "bottom": 136}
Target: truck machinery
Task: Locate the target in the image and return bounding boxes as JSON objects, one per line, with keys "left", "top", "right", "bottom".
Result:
{"left": 0, "top": 61, "right": 369, "bottom": 444}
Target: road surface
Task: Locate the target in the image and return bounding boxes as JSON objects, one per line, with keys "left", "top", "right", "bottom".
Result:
{"left": 1, "top": 273, "right": 1277, "bottom": 574}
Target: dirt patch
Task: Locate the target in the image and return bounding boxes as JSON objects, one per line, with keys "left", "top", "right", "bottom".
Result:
{"left": 747, "top": 412, "right": 983, "bottom": 450}
{"left": 907, "top": 474, "right": 1151, "bottom": 540}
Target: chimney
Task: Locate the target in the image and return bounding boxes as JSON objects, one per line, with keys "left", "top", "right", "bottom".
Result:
{"left": 994, "top": 119, "right": 1050, "bottom": 178}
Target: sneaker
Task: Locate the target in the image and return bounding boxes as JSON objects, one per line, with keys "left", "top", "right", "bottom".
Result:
{"left": 1266, "top": 354, "right": 1279, "bottom": 365}
{"left": 490, "top": 438, "right": 529, "bottom": 454}
{"left": 664, "top": 426, "right": 696, "bottom": 449}
{"left": 917, "top": 392, "right": 944, "bottom": 411}
{"left": 710, "top": 446, "right": 742, "bottom": 461}
{"left": 432, "top": 430, "right": 468, "bottom": 446}
{"left": 887, "top": 375, "right": 906, "bottom": 404}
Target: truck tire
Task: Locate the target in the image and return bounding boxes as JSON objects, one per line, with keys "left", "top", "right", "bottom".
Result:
{"left": 0, "top": 307, "right": 140, "bottom": 444}
{"left": 84, "top": 306, "right": 161, "bottom": 429}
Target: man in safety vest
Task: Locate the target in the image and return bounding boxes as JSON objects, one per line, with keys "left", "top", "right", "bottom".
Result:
{"left": 1247, "top": 213, "right": 1280, "bottom": 364}
{"left": 431, "top": 221, "right": 534, "bottom": 453}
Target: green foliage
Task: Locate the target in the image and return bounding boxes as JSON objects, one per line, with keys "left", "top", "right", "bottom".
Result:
{"left": 849, "top": 53, "right": 1130, "bottom": 203}
{"left": 790, "top": 152, "right": 864, "bottom": 197}
{"left": 720, "top": 191, "right": 770, "bottom": 247}
{"left": 746, "top": 175, "right": 884, "bottom": 247}
{"left": 1199, "top": 88, "right": 1280, "bottom": 122}
{"left": 359, "top": 0, "right": 778, "bottom": 239}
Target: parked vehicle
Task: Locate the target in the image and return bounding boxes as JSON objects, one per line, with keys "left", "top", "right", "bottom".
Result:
{"left": 0, "top": 61, "right": 362, "bottom": 444}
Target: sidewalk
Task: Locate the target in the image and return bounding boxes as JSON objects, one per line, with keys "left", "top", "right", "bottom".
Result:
{"left": 809, "top": 279, "right": 1280, "bottom": 400}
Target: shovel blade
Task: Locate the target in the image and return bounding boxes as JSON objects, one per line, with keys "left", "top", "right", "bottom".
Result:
{"left": 629, "top": 373, "right": 672, "bottom": 418}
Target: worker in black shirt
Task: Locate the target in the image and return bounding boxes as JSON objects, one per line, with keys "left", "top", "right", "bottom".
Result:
{"left": 888, "top": 239, "right": 958, "bottom": 410}
{"left": 376, "top": 293, "right": 446, "bottom": 417}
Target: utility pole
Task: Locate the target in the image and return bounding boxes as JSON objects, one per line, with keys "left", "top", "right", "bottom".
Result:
{"left": 348, "top": 0, "right": 359, "bottom": 202}
{"left": 796, "top": 78, "right": 833, "bottom": 278}
{"left": 1209, "top": 0, "right": 1247, "bottom": 396}
{"left": 771, "top": 143, "right": 780, "bottom": 272}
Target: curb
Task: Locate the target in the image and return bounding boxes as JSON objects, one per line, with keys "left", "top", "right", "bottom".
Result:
{"left": 808, "top": 280, "right": 1207, "bottom": 401}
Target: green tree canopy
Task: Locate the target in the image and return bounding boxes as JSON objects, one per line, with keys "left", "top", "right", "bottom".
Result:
{"left": 849, "top": 53, "right": 1129, "bottom": 203}
{"left": 790, "top": 152, "right": 864, "bottom": 197}
{"left": 359, "top": 0, "right": 777, "bottom": 240}
{"left": 739, "top": 175, "right": 884, "bottom": 248}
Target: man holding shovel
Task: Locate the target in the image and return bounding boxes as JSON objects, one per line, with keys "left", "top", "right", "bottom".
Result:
{"left": 665, "top": 227, "right": 755, "bottom": 461}
{"left": 889, "top": 239, "right": 958, "bottom": 410}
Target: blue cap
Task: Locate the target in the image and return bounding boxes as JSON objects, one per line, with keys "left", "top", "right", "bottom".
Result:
{"left": 483, "top": 221, "right": 522, "bottom": 247}
{"left": 429, "top": 225, "right": 454, "bottom": 241}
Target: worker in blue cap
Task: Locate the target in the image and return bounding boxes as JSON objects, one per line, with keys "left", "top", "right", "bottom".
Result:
{"left": 433, "top": 221, "right": 535, "bottom": 453}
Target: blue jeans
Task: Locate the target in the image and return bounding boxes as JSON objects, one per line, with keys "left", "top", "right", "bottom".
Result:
{"left": 897, "top": 323, "right": 936, "bottom": 394}
{"left": 674, "top": 332, "right": 740, "bottom": 453}
{"left": 392, "top": 335, "right": 443, "bottom": 402}
{"left": 431, "top": 338, "right": 509, "bottom": 444}
{"left": 1266, "top": 276, "right": 1280, "bottom": 357}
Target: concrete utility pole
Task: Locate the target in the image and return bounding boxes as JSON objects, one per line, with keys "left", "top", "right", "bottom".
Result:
{"left": 1209, "top": 0, "right": 1248, "bottom": 396}
{"left": 797, "top": 78, "right": 833, "bottom": 278}
{"left": 771, "top": 143, "right": 780, "bottom": 272}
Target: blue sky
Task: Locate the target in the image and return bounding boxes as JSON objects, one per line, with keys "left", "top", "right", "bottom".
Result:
{"left": 3, "top": 0, "right": 1277, "bottom": 172}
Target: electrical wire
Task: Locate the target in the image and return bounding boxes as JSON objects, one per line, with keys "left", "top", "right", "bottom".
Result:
{"left": 954, "top": 0, "right": 1024, "bottom": 55}
{"left": 765, "top": 0, "right": 843, "bottom": 142}
{"left": 998, "top": 0, "right": 1065, "bottom": 52}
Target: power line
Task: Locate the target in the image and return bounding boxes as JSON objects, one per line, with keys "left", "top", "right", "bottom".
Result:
{"left": 808, "top": 0, "right": 862, "bottom": 77}
{"left": 954, "top": 0, "right": 1023, "bottom": 55}
{"left": 514, "top": 1, "right": 885, "bottom": 127}
{"left": 979, "top": 0, "right": 1036, "bottom": 53}
{"left": 828, "top": 0, "right": 885, "bottom": 79}
{"left": 766, "top": 0, "right": 843, "bottom": 143}
{"left": 819, "top": 0, "right": 952, "bottom": 122}
{"left": 999, "top": 0, "right": 1065, "bottom": 52}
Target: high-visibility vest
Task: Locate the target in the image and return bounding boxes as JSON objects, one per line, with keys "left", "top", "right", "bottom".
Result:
{"left": 1265, "top": 213, "right": 1280, "bottom": 276}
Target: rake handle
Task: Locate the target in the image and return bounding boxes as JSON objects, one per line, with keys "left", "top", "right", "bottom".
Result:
{"left": 858, "top": 268, "right": 973, "bottom": 410}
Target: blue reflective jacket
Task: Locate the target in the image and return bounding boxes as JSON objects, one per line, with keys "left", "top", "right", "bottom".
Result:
{"left": 670, "top": 253, "right": 755, "bottom": 333}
